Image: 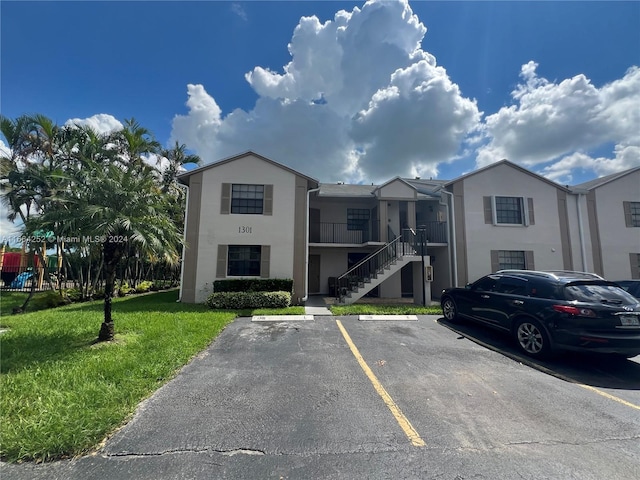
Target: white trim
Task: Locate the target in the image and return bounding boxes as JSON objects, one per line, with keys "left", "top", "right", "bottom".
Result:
{"left": 492, "top": 195, "right": 528, "bottom": 226}
{"left": 302, "top": 187, "right": 321, "bottom": 302}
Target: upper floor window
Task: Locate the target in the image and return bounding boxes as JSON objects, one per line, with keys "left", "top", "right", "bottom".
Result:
{"left": 624, "top": 201, "right": 640, "bottom": 227}
{"left": 484, "top": 196, "right": 534, "bottom": 226}
{"left": 495, "top": 196, "right": 524, "bottom": 224}
{"left": 232, "top": 184, "right": 264, "bottom": 214}
{"left": 347, "top": 208, "right": 370, "bottom": 230}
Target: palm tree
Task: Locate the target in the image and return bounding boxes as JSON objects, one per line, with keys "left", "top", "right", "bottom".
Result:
{"left": 80, "top": 161, "right": 182, "bottom": 341}
{"left": 3, "top": 115, "right": 183, "bottom": 337}
{"left": 158, "top": 141, "right": 201, "bottom": 193}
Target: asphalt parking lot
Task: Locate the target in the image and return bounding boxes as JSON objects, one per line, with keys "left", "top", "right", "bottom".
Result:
{"left": 3, "top": 315, "right": 640, "bottom": 480}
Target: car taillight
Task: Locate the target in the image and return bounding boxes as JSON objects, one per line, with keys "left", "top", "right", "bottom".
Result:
{"left": 553, "top": 305, "right": 596, "bottom": 317}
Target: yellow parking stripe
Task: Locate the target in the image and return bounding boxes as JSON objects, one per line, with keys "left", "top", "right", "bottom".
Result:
{"left": 439, "top": 321, "right": 640, "bottom": 412}
{"left": 578, "top": 384, "right": 640, "bottom": 411}
{"left": 336, "top": 320, "right": 426, "bottom": 447}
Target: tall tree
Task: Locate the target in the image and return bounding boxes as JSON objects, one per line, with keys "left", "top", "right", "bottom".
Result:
{"left": 3, "top": 115, "right": 184, "bottom": 339}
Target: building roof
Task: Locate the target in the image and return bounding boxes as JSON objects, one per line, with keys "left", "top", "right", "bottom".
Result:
{"left": 317, "top": 183, "right": 377, "bottom": 197}
{"left": 177, "top": 150, "right": 319, "bottom": 187}
{"left": 405, "top": 178, "right": 448, "bottom": 196}
{"left": 444, "top": 159, "right": 570, "bottom": 192}
{"left": 571, "top": 166, "right": 640, "bottom": 191}
{"left": 372, "top": 176, "right": 418, "bottom": 195}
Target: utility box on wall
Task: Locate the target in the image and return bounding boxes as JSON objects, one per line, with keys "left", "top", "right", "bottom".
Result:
{"left": 425, "top": 265, "right": 433, "bottom": 282}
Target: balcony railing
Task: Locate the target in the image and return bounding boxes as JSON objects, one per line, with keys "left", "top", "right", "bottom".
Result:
{"left": 310, "top": 221, "right": 380, "bottom": 244}
{"left": 418, "top": 221, "right": 448, "bottom": 244}
{"left": 309, "top": 220, "right": 447, "bottom": 244}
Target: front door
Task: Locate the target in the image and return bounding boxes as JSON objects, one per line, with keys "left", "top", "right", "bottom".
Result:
{"left": 309, "top": 254, "right": 321, "bottom": 294}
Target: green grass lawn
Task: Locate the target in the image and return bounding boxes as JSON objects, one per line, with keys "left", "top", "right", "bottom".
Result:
{"left": 330, "top": 303, "right": 443, "bottom": 316}
{"left": 0, "top": 291, "right": 55, "bottom": 319}
{"left": 0, "top": 290, "right": 238, "bottom": 463}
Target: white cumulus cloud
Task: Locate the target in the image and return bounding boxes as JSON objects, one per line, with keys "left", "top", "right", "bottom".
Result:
{"left": 477, "top": 62, "right": 640, "bottom": 181}
{"left": 64, "top": 113, "right": 123, "bottom": 134}
{"left": 171, "top": 0, "right": 479, "bottom": 183}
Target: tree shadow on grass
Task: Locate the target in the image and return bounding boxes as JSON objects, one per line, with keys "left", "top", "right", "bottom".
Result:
{"left": 59, "top": 290, "right": 211, "bottom": 315}
{"left": 1, "top": 290, "right": 234, "bottom": 376}
{"left": 0, "top": 329, "right": 101, "bottom": 375}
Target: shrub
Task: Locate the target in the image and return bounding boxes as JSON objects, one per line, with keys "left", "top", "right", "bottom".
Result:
{"left": 135, "top": 281, "right": 154, "bottom": 293}
{"left": 31, "top": 291, "right": 67, "bottom": 310}
{"left": 205, "top": 291, "right": 291, "bottom": 309}
{"left": 91, "top": 289, "right": 105, "bottom": 300}
{"left": 213, "top": 279, "right": 293, "bottom": 293}
{"left": 118, "top": 282, "right": 132, "bottom": 296}
{"left": 64, "top": 288, "right": 83, "bottom": 302}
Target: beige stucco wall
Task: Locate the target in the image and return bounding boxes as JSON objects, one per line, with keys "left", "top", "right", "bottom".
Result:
{"left": 592, "top": 171, "right": 640, "bottom": 279}
{"left": 190, "top": 155, "right": 300, "bottom": 303}
{"left": 376, "top": 179, "right": 417, "bottom": 199}
{"left": 459, "top": 163, "right": 568, "bottom": 283}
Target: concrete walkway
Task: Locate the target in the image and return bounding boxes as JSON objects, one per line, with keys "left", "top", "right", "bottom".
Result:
{"left": 303, "top": 295, "right": 333, "bottom": 316}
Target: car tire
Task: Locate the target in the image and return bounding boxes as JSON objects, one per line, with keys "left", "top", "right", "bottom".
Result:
{"left": 513, "top": 317, "right": 551, "bottom": 359}
{"left": 441, "top": 296, "right": 459, "bottom": 322}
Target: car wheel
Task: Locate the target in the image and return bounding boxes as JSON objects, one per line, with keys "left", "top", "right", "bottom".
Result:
{"left": 441, "top": 296, "right": 459, "bottom": 322}
{"left": 513, "top": 318, "right": 551, "bottom": 358}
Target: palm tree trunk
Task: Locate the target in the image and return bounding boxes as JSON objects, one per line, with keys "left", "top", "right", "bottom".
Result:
{"left": 98, "top": 242, "right": 123, "bottom": 342}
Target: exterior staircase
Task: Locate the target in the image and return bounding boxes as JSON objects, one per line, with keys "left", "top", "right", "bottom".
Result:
{"left": 335, "top": 231, "right": 423, "bottom": 304}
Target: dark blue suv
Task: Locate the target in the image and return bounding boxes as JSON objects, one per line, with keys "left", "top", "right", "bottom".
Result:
{"left": 441, "top": 270, "right": 640, "bottom": 359}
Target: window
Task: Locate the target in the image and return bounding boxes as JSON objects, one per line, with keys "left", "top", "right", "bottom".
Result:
{"left": 347, "top": 208, "right": 370, "bottom": 231}
{"left": 631, "top": 253, "right": 640, "bottom": 279}
{"left": 491, "top": 250, "right": 534, "bottom": 272}
{"left": 473, "top": 275, "right": 499, "bottom": 292}
{"left": 227, "top": 246, "right": 261, "bottom": 276}
{"left": 484, "top": 196, "right": 534, "bottom": 226}
{"left": 495, "top": 196, "right": 523, "bottom": 224}
{"left": 497, "top": 278, "right": 528, "bottom": 295}
{"left": 497, "top": 250, "right": 526, "bottom": 270}
{"left": 624, "top": 201, "right": 640, "bottom": 227}
{"left": 231, "top": 184, "right": 264, "bottom": 214}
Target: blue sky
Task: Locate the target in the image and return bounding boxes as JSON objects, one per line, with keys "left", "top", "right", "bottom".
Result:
{"left": 2, "top": 0, "right": 639, "bottom": 189}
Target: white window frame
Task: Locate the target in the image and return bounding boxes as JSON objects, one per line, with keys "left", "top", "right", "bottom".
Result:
{"left": 492, "top": 196, "right": 529, "bottom": 226}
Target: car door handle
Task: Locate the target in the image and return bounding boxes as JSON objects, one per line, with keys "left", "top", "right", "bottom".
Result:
{"left": 480, "top": 295, "right": 490, "bottom": 299}
{"left": 512, "top": 300, "right": 524, "bottom": 305}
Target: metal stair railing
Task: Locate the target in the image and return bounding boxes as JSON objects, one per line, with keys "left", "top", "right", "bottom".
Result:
{"left": 335, "top": 229, "right": 418, "bottom": 303}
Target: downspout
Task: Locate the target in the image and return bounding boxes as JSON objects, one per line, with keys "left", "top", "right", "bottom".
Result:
{"left": 302, "top": 186, "right": 321, "bottom": 302}
{"left": 440, "top": 188, "right": 458, "bottom": 287}
{"left": 576, "top": 192, "right": 588, "bottom": 271}
{"left": 176, "top": 183, "right": 189, "bottom": 302}
{"left": 438, "top": 195, "right": 453, "bottom": 289}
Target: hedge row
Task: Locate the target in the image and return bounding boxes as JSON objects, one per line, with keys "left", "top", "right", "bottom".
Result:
{"left": 205, "top": 291, "right": 291, "bottom": 309}
{"left": 213, "top": 278, "right": 293, "bottom": 293}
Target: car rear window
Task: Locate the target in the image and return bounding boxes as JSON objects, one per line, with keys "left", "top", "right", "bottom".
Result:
{"left": 563, "top": 282, "right": 638, "bottom": 305}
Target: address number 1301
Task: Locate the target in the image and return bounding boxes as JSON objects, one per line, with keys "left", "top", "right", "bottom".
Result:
{"left": 238, "top": 226, "right": 252, "bottom": 234}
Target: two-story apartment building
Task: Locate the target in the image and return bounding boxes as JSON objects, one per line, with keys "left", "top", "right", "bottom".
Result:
{"left": 178, "top": 152, "right": 318, "bottom": 303}
{"left": 177, "top": 151, "right": 640, "bottom": 304}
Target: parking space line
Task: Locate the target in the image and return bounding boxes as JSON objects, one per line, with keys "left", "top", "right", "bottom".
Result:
{"left": 335, "top": 320, "right": 426, "bottom": 447}
{"left": 578, "top": 384, "right": 640, "bottom": 411}
{"left": 438, "top": 320, "right": 640, "bottom": 411}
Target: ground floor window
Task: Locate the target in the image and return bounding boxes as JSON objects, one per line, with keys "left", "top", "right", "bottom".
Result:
{"left": 498, "top": 250, "right": 525, "bottom": 270}
{"left": 631, "top": 253, "right": 640, "bottom": 279}
{"left": 228, "top": 245, "right": 261, "bottom": 276}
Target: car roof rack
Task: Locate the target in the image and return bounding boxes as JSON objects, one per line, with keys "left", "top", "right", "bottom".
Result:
{"left": 543, "top": 270, "right": 604, "bottom": 280}
{"left": 496, "top": 269, "right": 604, "bottom": 280}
